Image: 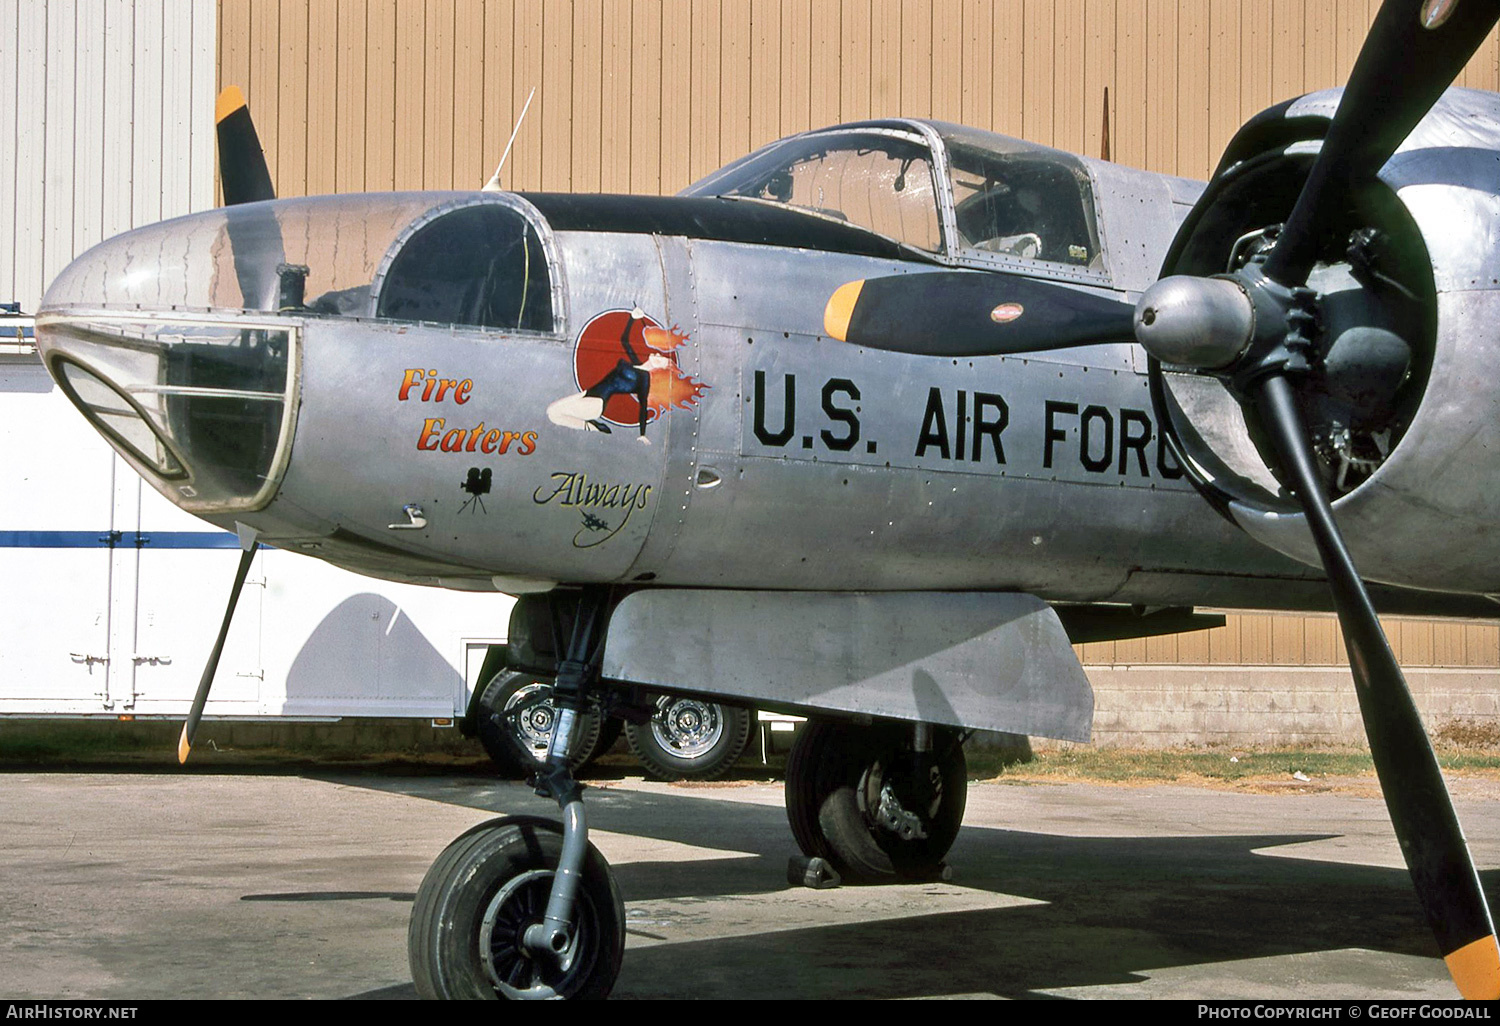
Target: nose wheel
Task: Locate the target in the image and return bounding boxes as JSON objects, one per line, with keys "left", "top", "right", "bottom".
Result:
{"left": 414, "top": 587, "right": 628, "bottom": 1000}
{"left": 409, "top": 816, "right": 624, "bottom": 1000}
{"left": 785, "top": 719, "right": 967, "bottom": 882}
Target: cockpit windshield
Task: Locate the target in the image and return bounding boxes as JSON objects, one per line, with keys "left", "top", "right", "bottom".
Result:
{"left": 681, "top": 129, "right": 944, "bottom": 253}
{"left": 937, "top": 124, "right": 1103, "bottom": 270}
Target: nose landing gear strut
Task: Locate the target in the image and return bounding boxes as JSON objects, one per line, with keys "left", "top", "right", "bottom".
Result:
{"left": 408, "top": 588, "right": 625, "bottom": 1000}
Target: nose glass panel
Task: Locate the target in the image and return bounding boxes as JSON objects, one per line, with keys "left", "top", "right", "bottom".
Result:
{"left": 41, "top": 317, "right": 297, "bottom": 513}
{"left": 40, "top": 193, "right": 446, "bottom": 314}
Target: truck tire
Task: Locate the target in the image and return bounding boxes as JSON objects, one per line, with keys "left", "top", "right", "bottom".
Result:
{"left": 624, "top": 695, "right": 752, "bottom": 780}
{"left": 475, "top": 672, "right": 605, "bottom": 777}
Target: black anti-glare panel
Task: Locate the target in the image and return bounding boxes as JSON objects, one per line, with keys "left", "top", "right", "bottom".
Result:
{"left": 519, "top": 193, "right": 925, "bottom": 263}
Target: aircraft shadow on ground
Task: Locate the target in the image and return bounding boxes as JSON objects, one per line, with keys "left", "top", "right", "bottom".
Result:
{"left": 612, "top": 830, "right": 1492, "bottom": 998}
{"left": 325, "top": 774, "right": 1498, "bottom": 998}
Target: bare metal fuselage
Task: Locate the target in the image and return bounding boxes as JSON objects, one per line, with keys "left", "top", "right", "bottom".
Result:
{"left": 261, "top": 228, "right": 1315, "bottom": 608}
{"left": 35, "top": 102, "right": 1500, "bottom": 617}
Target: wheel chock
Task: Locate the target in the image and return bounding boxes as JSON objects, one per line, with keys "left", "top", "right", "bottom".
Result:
{"left": 787, "top": 855, "right": 841, "bottom": 889}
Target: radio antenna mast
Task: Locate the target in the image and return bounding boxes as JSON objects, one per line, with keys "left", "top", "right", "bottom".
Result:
{"left": 483, "top": 87, "right": 537, "bottom": 192}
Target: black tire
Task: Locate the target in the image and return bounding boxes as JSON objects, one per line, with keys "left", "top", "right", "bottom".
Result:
{"left": 475, "top": 672, "right": 604, "bottom": 777}
{"left": 409, "top": 816, "right": 625, "bottom": 1000}
{"left": 623, "top": 695, "right": 752, "bottom": 780}
{"left": 785, "top": 719, "right": 967, "bottom": 882}
{"left": 595, "top": 715, "right": 625, "bottom": 756}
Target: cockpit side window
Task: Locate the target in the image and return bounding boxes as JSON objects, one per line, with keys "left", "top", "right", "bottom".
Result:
{"left": 683, "top": 131, "right": 944, "bottom": 253}
{"left": 946, "top": 142, "right": 1102, "bottom": 268}
{"left": 375, "top": 204, "right": 554, "bottom": 332}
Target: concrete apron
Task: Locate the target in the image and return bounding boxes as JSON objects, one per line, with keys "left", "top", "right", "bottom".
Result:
{"left": 1, "top": 770, "right": 1495, "bottom": 999}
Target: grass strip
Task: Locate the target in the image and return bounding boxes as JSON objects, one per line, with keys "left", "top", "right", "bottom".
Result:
{"left": 969, "top": 745, "right": 1500, "bottom": 783}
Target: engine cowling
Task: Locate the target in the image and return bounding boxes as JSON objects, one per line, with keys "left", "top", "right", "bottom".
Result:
{"left": 1153, "top": 87, "right": 1500, "bottom": 595}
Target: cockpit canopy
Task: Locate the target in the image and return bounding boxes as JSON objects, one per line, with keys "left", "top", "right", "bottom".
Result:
{"left": 682, "top": 119, "right": 1104, "bottom": 275}
{"left": 684, "top": 127, "right": 947, "bottom": 252}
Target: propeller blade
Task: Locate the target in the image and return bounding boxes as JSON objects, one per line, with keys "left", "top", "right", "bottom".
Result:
{"left": 1253, "top": 373, "right": 1499, "bottom": 1001}
{"left": 215, "top": 86, "right": 276, "bottom": 206}
{"left": 824, "top": 270, "right": 1136, "bottom": 357}
{"left": 1264, "top": 0, "right": 1500, "bottom": 286}
{"left": 178, "top": 538, "right": 259, "bottom": 765}
{"left": 214, "top": 86, "right": 285, "bottom": 310}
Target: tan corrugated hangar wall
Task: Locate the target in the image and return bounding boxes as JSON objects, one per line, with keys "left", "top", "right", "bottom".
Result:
{"left": 216, "top": 0, "right": 1500, "bottom": 193}
{"left": 217, "top": 0, "right": 1500, "bottom": 744}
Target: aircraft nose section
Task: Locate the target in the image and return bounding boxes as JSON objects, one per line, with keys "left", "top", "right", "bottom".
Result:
{"left": 34, "top": 191, "right": 514, "bottom": 516}
{"left": 33, "top": 204, "right": 307, "bottom": 514}
{"left": 34, "top": 312, "right": 299, "bottom": 514}
{"left": 33, "top": 192, "right": 433, "bottom": 516}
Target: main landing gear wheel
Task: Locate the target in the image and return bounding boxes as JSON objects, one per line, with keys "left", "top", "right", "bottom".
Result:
{"left": 624, "top": 695, "right": 752, "bottom": 780}
{"left": 476, "top": 671, "right": 606, "bottom": 777}
{"left": 409, "top": 816, "right": 625, "bottom": 1000}
{"left": 785, "top": 719, "right": 967, "bottom": 882}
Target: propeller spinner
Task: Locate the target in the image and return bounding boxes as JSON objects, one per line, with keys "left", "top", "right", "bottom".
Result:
{"left": 826, "top": 0, "right": 1500, "bottom": 1000}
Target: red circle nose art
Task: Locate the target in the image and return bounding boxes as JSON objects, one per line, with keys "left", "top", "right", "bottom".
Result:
{"left": 574, "top": 310, "right": 669, "bottom": 426}
{"left": 572, "top": 309, "right": 708, "bottom": 427}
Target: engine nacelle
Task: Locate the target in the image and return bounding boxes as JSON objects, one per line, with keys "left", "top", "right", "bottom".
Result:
{"left": 1155, "top": 88, "right": 1500, "bottom": 595}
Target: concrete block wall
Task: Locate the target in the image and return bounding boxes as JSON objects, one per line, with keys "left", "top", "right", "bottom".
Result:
{"left": 1084, "top": 666, "right": 1500, "bottom": 747}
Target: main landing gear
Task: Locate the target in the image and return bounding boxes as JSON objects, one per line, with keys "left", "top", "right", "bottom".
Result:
{"left": 409, "top": 589, "right": 971, "bottom": 999}
{"left": 409, "top": 588, "right": 626, "bottom": 1000}
{"left": 785, "top": 718, "right": 968, "bottom": 882}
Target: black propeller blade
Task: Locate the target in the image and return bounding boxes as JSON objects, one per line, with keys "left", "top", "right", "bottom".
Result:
{"left": 1243, "top": 0, "right": 1500, "bottom": 999}
{"left": 1265, "top": 0, "right": 1500, "bottom": 286}
{"left": 1253, "top": 374, "right": 1498, "bottom": 998}
{"left": 176, "top": 88, "right": 283, "bottom": 761}
{"left": 178, "top": 540, "right": 258, "bottom": 765}
{"left": 214, "top": 86, "right": 284, "bottom": 311}
{"left": 824, "top": 270, "right": 1135, "bottom": 355}
{"left": 824, "top": 0, "right": 1500, "bottom": 997}
{"left": 215, "top": 85, "right": 276, "bottom": 206}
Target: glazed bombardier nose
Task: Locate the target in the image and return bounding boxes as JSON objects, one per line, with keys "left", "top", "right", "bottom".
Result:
{"left": 32, "top": 199, "right": 311, "bottom": 514}
{"left": 37, "top": 201, "right": 295, "bottom": 315}
{"left": 35, "top": 312, "right": 298, "bottom": 514}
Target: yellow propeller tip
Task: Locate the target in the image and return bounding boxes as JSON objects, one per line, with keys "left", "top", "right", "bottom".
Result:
{"left": 1445, "top": 934, "right": 1500, "bottom": 1001}
{"left": 177, "top": 724, "right": 191, "bottom": 765}
{"left": 824, "top": 280, "right": 864, "bottom": 342}
{"left": 215, "top": 85, "right": 247, "bottom": 125}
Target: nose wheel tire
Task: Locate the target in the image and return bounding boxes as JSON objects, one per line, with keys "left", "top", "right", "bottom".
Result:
{"left": 409, "top": 816, "right": 624, "bottom": 1000}
{"left": 784, "top": 719, "right": 967, "bottom": 882}
{"left": 623, "top": 695, "right": 752, "bottom": 780}
{"left": 476, "top": 671, "right": 607, "bottom": 777}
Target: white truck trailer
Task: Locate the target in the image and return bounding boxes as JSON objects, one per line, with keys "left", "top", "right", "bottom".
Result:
{"left": 1, "top": 307, "right": 513, "bottom": 729}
